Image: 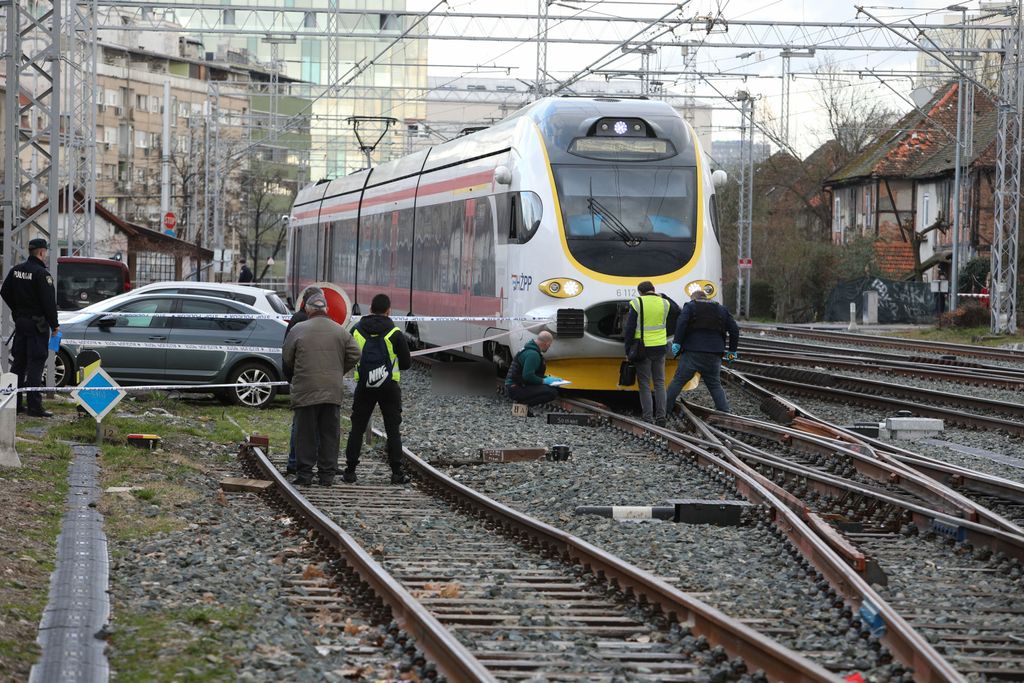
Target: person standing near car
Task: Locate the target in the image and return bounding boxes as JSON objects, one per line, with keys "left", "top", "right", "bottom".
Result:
{"left": 342, "top": 293, "right": 412, "bottom": 486}
{"left": 282, "top": 293, "right": 360, "bottom": 486}
{"left": 282, "top": 286, "right": 322, "bottom": 475}
{"left": 623, "top": 281, "right": 670, "bottom": 426}
{"left": 238, "top": 261, "right": 254, "bottom": 284}
{"left": 1, "top": 238, "right": 59, "bottom": 417}
{"left": 665, "top": 285, "right": 739, "bottom": 413}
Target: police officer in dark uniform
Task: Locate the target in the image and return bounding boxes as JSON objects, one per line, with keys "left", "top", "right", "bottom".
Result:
{"left": 1, "top": 238, "right": 60, "bottom": 417}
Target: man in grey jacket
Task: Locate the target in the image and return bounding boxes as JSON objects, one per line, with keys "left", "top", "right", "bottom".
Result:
{"left": 282, "top": 293, "right": 360, "bottom": 486}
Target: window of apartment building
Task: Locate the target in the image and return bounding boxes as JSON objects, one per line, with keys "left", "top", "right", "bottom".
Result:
{"left": 380, "top": 13, "right": 399, "bottom": 30}
{"left": 135, "top": 131, "right": 149, "bottom": 149}
{"left": 301, "top": 40, "right": 320, "bottom": 83}
{"left": 150, "top": 95, "right": 161, "bottom": 113}
{"left": 104, "top": 127, "right": 117, "bottom": 145}
{"left": 135, "top": 94, "right": 147, "bottom": 111}
{"left": 304, "top": 12, "right": 317, "bottom": 28}
{"left": 105, "top": 89, "right": 119, "bottom": 108}
{"left": 178, "top": 102, "right": 190, "bottom": 119}
{"left": 176, "top": 134, "right": 188, "bottom": 153}
{"left": 136, "top": 168, "right": 146, "bottom": 184}
{"left": 150, "top": 132, "right": 161, "bottom": 149}
{"left": 223, "top": 9, "right": 235, "bottom": 25}
{"left": 104, "top": 164, "right": 116, "bottom": 180}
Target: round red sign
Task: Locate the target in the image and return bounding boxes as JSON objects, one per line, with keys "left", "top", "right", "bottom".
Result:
{"left": 163, "top": 212, "right": 177, "bottom": 230}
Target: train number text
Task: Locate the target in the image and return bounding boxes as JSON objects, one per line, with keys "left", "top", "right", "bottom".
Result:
{"left": 511, "top": 274, "right": 533, "bottom": 291}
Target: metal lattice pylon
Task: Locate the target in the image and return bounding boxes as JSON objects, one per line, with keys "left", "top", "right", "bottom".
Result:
{"left": 3, "top": 1, "right": 62, "bottom": 372}
{"left": 63, "top": 0, "right": 98, "bottom": 256}
{"left": 735, "top": 95, "right": 754, "bottom": 319}
{"left": 992, "top": 2, "right": 1024, "bottom": 334}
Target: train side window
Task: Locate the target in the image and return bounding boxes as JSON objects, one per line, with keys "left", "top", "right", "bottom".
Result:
{"left": 505, "top": 191, "right": 543, "bottom": 244}
{"left": 709, "top": 194, "right": 721, "bottom": 243}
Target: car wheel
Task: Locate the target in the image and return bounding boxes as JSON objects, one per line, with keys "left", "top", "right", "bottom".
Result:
{"left": 226, "top": 361, "right": 277, "bottom": 408}
{"left": 55, "top": 350, "right": 73, "bottom": 387}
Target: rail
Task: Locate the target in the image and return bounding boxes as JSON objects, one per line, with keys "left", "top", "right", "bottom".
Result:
{"left": 238, "top": 441, "right": 497, "bottom": 683}
{"left": 554, "top": 397, "right": 965, "bottom": 683}
{"left": 239, "top": 433, "right": 835, "bottom": 683}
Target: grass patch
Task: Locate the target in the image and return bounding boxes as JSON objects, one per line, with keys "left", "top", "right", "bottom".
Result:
{"left": 884, "top": 326, "right": 1024, "bottom": 346}
{"left": 0, "top": 411, "right": 78, "bottom": 680}
{"left": 108, "top": 606, "right": 253, "bottom": 682}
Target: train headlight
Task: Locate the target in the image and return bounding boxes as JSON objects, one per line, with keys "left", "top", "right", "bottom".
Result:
{"left": 539, "top": 278, "right": 584, "bottom": 298}
{"left": 684, "top": 280, "right": 718, "bottom": 300}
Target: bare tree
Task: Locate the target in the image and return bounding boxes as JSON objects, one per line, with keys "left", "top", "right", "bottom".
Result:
{"left": 814, "top": 56, "right": 900, "bottom": 163}
{"left": 237, "top": 162, "right": 296, "bottom": 282}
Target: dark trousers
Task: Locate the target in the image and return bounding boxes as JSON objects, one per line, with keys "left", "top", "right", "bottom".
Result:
{"left": 507, "top": 383, "right": 558, "bottom": 407}
{"left": 665, "top": 351, "right": 730, "bottom": 412}
{"left": 12, "top": 318, "right": 47, "bottom": 413}
{"left": 286, "top": 412, "right": 318, "bottom": 472}
{"left": 345, "top": 382, "right": 403, "bottom": 473}
{"left": 293, "top": 403, "right": 341, "bottom": 480}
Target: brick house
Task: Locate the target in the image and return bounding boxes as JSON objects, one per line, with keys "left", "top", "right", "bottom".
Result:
{"left": 823, "top": 81, "right": 996, "bottom": 284}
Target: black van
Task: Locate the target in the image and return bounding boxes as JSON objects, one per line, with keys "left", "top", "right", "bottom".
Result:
{"left": 56, "top": 257, "right": 132, "bottom": 311}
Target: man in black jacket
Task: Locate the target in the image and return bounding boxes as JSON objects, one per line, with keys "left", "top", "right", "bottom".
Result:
{"left": 665, "top": 287, "right": 739, "bottom": 412}
{"left": 343, "top": 293, "right": 413, "bottom": 485}
{"left": 1, "top": 238, "right": 59, "bottom": 417}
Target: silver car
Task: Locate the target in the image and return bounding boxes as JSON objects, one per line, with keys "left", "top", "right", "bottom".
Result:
{"left": 57, "top": 293, "right": 287, "bottom": 408}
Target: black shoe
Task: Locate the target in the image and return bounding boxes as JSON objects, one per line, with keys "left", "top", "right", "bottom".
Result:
{"left": 341, "top": 469, "right": 357, "bottom": 484}
{"left": 26, "top": 409, "right": 53, "bottom": 418}
{"left": 285, "top": 467, "right": 296, "bottom": 475}
{"left": 318, "top": 477, "right": 334, "bottom": 487}
{"left": 390, "top": 472, "right": 410, "bottom": 486}
{"left": 655, "top": 418, "right": 667, "bottom": 427}
{"left": 292, "top": 476, "right": 313, "bottom": 486}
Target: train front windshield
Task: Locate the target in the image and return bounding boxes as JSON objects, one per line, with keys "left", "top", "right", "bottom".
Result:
{"left": 553, "top": 165, "right": 697, "bottom": 277}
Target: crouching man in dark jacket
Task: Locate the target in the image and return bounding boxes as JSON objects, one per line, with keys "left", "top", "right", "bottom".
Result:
{"left": 504, "top": 331, "right": 561, "bottom": 407}
{"left": 283, "top": 293, "right": 360, "bottom": 486}
{"left": 343, "top": 294, "right": 413, "bottom": 486}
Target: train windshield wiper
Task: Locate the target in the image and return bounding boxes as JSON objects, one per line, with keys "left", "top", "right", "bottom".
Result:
{"left": 587, "top": 197, "right": 642, "bottom": 247}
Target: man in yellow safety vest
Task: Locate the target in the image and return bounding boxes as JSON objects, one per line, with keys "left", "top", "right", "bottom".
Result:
{"left": 623, "top": 281, "right": 671, "bottom": 425}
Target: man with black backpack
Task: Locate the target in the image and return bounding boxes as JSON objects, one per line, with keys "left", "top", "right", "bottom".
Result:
{"left": 343, "top": 293, "right": 413, "bottom": 485}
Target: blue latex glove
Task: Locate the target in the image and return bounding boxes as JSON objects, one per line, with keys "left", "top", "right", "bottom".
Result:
{"left": 48, "top": 330, "right": 62, "bottom": 353}
{"left": 725, "top": 351, "right": 738, "bottom": 363}
{"left": 543, "top": 376, "right": 562, "bottom": 385}
{"left": 671, "top": 343, "right": 681, "bottom": 357}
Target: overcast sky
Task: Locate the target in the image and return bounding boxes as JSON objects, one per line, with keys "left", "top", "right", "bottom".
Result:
{"left": 406, "top": 0, "right": 987, "bottom": 157}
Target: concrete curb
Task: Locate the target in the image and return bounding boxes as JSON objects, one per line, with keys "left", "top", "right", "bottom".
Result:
{"left": 30, "top": 444, "right": 109, "bottom": 683}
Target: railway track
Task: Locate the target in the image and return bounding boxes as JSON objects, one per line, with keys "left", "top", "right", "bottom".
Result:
{"left": 738, "top": 346, "right": 1024, "bottom": 390}
{"left": 742, "top": 325, "right": 1024, "bottom": 364}
{"left": 727, "top": 361, "right": 1024, "bottom": 438}
{"left": 645, "top": 363, "right": 1024, "bottom": 680}
{"left": 676, "top": 408, "right": 1024, "bottom": 681}
{"left": 238, "top": 436, "right": 834, "bottom": 682}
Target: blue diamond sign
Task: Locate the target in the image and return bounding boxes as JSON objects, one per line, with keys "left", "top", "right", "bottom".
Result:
{"left": 71, "top": 367, "right": 126, "bottom": 422}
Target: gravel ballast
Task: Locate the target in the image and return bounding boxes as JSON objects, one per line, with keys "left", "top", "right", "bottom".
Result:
{"left": 395, "top": 368, "right": 902, "bottom": 679}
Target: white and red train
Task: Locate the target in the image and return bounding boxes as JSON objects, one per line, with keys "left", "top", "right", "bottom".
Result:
{"left": 287, "top": 96, "right": 725, "bottom": 390}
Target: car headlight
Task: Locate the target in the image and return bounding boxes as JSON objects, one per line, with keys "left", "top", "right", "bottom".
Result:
{"left": 539, "top": 278, "right": 584, "bottom": 298}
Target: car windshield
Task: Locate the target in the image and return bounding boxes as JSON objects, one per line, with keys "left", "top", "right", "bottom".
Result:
{"left": 553, "top": 165, "right": 697, "bottom": 277}
{"left": 57, "top": 262, "right": 127, "bottom": 310}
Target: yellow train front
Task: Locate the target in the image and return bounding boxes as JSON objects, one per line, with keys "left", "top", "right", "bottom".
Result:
{"left": 287, "top": 97, "right": 725, "bottom": 390}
